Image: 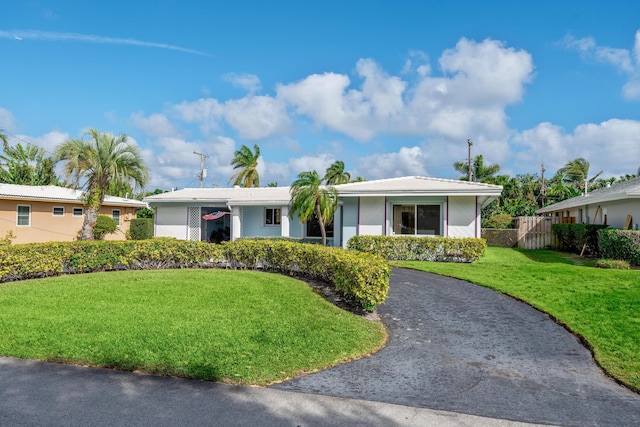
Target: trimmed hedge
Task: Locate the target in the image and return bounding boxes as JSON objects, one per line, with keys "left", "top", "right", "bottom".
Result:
{"left": 129, "top": 218, "right": 154, "bottom": 240}
{"left": 552, "top": 224, "right": 609, "bottom": 257}
{"left": 598, "top": 229, "right": 640, "bottom": 266}
{"left": 347, "top": 235, "right": 486, "bottom": 262}
{"left": 0, "top": 238, "right": 389, "bottom": 311}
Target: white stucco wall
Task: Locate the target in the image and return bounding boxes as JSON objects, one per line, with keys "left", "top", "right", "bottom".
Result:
{"left": 447, "top": 196, "right": 478, "bottom": 238}
{"left": 341, "top": 198, "right": 359, "bottom": 248}
{"left": 560, "top": 199, "right": 640, "bottom": 229}
{"left": 154, "top": 206, "right": 189, "bottom": 239}
{"left": 241, "top": 206, "right": 281, "bottom": 238}
{"left": 358, "top": 197, "right": 386, "bottom": 236}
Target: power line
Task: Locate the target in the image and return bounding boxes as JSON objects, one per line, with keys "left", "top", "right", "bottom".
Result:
{"left": 193, "top": 151, "right": 209, "bottom": 188}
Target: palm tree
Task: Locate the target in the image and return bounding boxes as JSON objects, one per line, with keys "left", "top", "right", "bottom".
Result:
{"left": 558, "top": 158, "right": 602, "bottom": 192}
{"left": 325, "top": 160, "right": 351, "bottom": 185}
{"left": 228, "top": 144, "right": 260, "bottom": 187}
{"left": 0, "top": 130, "right": 7, "bottom": 145}
{"left": 454, "top": 155, "right": 500, "bottom": 183}
{"left": 55, "top": 128, "right": 148, "bottom": 240}
{"left": 1, "top": 141, "right": 58, "bottom": 185}
{"left": 289, "top": 170, "right": 338, "bottom": 246}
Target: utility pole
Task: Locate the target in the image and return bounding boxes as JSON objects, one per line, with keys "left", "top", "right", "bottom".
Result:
{"left": 540, "top": 163, "right": 546, "bottom": 207}
{"left": 193, "top": 151, "right": 209, "bottom": 188}
{"left": 467, "top": 139, "right": 473, "bottom": 182}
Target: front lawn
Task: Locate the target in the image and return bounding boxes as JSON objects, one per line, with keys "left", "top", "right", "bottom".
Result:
{"left": 0, "top": 269, "right": 386, "bottom": 385}
{"left": 395, "top": 247, "right": 640, "bottom": 392}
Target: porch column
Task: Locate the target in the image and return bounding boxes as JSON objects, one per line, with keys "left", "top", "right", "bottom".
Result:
{"left": 280, "top": 205, "right": 290, "bottom": 237}
{"left": 231, "top": 206, "right": 241, "bottom": 241}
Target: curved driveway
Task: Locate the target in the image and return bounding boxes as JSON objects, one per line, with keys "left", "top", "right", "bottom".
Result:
{"left": 273, "top": 268, "right": 640, "bottom": 426}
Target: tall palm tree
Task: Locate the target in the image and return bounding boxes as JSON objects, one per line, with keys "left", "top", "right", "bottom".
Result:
{"left": 454, "top": 155, "right": 500, "bottom": 183}
{"left": 289, "top": 170, "right": 338, "bottom": 246}
{"left": 228, "top": 144, "right": 260, "bottom": 187}
{"left": 55, "top": 128, "right": 148, "bottom": 240}
{"left": 325, "top": 160, "right": 351, "bottom": 185}
{"left": 0, "top": 130, "right": 7, "bottom": 145}
{"left": 558, "top": 158, "right": 602, "bottom": 192}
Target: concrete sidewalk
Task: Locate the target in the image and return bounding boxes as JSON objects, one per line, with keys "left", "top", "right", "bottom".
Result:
{"left": 0, "top": 356, "right": 543, "bottom": 426}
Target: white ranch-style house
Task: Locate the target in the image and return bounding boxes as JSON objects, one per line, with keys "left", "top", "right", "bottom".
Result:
{"left": 144, "top": 176, "right": 503, "bottom": 248}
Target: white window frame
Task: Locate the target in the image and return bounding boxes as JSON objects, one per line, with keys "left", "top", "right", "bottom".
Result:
{"left": 112, "top": 209, "right": 121, "bottom": 226}
{"left": 17, "top": 204, "right": 31, "bottom": 226}
{"left": 264, "top": 207, "right": 281, "bottom": 226}
{"left": 391, "top": 203, "right": 443, "bottom": 237}
{"left": 52, "top": 206, "right": 65, "bottom": 217}
{"left": 73, "top": 207, "right": 84, "bottom": 217}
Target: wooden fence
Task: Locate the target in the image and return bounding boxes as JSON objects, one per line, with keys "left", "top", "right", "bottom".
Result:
{"left": 515, "top": 216, "right": 558, "bottom": 250}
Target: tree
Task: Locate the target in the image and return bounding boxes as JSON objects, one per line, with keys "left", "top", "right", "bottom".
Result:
{"left": 289, "top": 170, "right": 338, "bottom": 246}
{"left": 454, "top": 155, "right": 500, "bottom": 182}
{"left": 0, "top": 130, "right": 7, "bottom": 145}
{"left": 55, "top": 128, "right": 148, "bottom": 240}
{"left": 0, "top": 141, "right": 58, "bottom": 185}
{"left": 228, "top": 144, "right": 260, "bottom": 187}
{"left": 558, "top": 158, "right": 602, "bottom": 192}
{"left": 325, "top": 160, "right": 351, "bottom": 185}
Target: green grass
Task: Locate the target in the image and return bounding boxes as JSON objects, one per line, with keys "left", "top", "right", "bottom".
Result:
{"left": 0, "top": 269, "right": 385, "bottom": 385}
{"left": 394, "top": 247, "right": 640, "bottom": 392}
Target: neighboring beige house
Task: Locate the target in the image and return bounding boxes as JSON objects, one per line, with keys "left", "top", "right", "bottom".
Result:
{"left": 0, "top": 183, "right": 147, "bottom": 244}
{"left": 537, "top": 177, "right": 640, "bottom": 229}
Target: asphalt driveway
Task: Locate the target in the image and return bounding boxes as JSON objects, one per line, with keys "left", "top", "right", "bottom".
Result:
{"left": 273, "top": 268, "right": 640, "bottom": 426}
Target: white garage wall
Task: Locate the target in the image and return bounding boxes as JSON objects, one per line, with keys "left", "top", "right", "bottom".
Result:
{"left": 358, "top": 197, "right": 385, "bottom": 236}
{"left": 447, "top": 196, "right": 478, "bottom": 238}
{"left": 155, "top": 206, "right": 188, "bottom": 239}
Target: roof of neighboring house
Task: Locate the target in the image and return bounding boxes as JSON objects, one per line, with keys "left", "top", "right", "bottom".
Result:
{"left": 0, "top": 183, "right": 147, "bottom": 208}
{"left": 144, "top": 176, "right": 503, "bottom": 208}
{"left": 537, "top": 177, "right": 640, "bottom": 214}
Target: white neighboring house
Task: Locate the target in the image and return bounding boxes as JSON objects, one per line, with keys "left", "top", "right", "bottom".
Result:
{"left": 144, "top": 176, "right": 503, "bottom": 247}
{"left": 537, "top": 177, "right": 640, "bottom": 229}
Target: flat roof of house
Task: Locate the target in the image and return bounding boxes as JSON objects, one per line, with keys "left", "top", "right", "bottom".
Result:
{"left": 144, "top": 176, "right": 503, "bottom": 207}
{"left": 0, "top": 184, "right": 147, "bottom": 207}
{"left": 537, "top": 177, "right": 640, "bottom": 214}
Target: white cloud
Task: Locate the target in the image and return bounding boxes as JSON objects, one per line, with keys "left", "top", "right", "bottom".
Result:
{"left": 355, "top": 146, "right": 429, "bottom": 180}
{"left": 0, "top": 29, "right": 211, "bottom": 56}
{"left": 563, "top": 30, "right": 640, "bottom": 100}
{"left": 223, "top": 95, "right": 291, "bottom": 140}
{"left": 131, "top": 112, "right": 180, "bottom": 138}
{"left": 174, "top": 98, "right": 224, "bottom": 135}
{"left": 513, "top": 119, "right": 640, "bottom": 177}
{"left": 223, "top": 73, "right": 262, "bottom": 95}
{"left": 14, "top": 130, "right": 69, "bottom": 154}
{"left": 0, "top": 107, "right": 16, "bottom": 132}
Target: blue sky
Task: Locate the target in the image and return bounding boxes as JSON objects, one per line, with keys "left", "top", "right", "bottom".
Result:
{"left": 1, "top": 1, "right": 639, "bottom": 190}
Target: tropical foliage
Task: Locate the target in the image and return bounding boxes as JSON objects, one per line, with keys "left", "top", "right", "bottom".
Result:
{"left": 0, "top": 141, "right": 58, "bottom": 185}
{"left": 454, "top": 154, "right": 500, "bottom": 182}
{"left": 55, "top": 129, "right": 148, "bottom": 240}
{"left": 228, "top": 144, "right": 260, "bottom": 187}
{"left": 325, "top": 160, "right": 351, "bottom": 185}
{"left": 289, "top": 170, "right": 338, "bottom": 246}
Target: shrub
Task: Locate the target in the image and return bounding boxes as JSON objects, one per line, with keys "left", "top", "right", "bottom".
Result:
{"left": 552, "top": 224, "right": 609, "bottom": 257}
{"left": 595, "top": 259, "right": 631, "bottom": 269}
{"left": 484, "top": 214, "right": 514, "bottom": 229}
{"left": 129, "top": 218, "right": 154, "bottom": 240}
{"left": 0, "top": 239, "right": 389, "bottom": 311}
{"left": 93, "top": 215, "right": 118, "bottom": 240}
{"left": 598, "top": 229, "right": 640, "bottom": 266}
{"left": 347, "top": 236, "right": 486, "bottom": 262}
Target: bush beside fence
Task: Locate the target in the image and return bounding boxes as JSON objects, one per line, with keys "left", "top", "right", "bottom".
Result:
{"left": 552, "top": 224, "right": 609, "bottom": 257}
{"left": 598, "top": 229, "right": 640, "bottom": 266}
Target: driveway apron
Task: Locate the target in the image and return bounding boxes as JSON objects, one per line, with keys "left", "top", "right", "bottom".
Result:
{"left": 272, "top": 268, "right": 640, "bottom": 427}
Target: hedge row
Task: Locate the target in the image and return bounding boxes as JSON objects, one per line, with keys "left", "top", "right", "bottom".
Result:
{"left": 552, "top": 224, "right": 609, "bottom": 257}
{"left": 0, "top": 238, "right": 389, "bottom": 311}
{"left": 598, "top": 229, "right": 640, "bottom": 266}
{"left": 347, "top": 235, "right": 486, "bottom": 262}
{"left": 129, "top": 218, "right": 154, "bottom": 240}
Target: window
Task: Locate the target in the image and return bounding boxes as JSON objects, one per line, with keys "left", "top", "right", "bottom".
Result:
{"left": 112, "top": 209, "right": 121, "bottom": 226}
{"left": 17, "top": 205, "right": 31, "bottom": 226}
{"left": 392, "top": 204, "right": 441, "bottom": 236}
{"left": 73, "top": 207, "right": 84, "bottom": 217}
{"left": 306, "top": 215, "right": 334, "bottom": 238}
{"left": 53, "top": 206, "right": 65, "bottom": 216}
{"left": 265, "top": 208, "right": 281, "bottom": 226}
